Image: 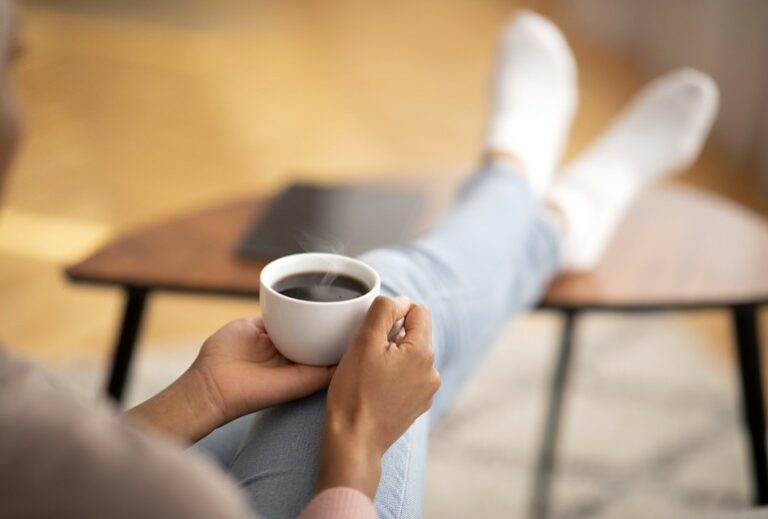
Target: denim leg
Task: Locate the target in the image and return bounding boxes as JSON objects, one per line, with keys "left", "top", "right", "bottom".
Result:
{"left": 359, "top": 164, "right": 561, "bottom": 517}
{"left": 192, "top": 414, "right": 252, "bottom": 469}
{"left": 227, "top": 391, "right": 328, "bottom": 519}
{"left": 197, "top": 163, "right": 561, "bottom": 519}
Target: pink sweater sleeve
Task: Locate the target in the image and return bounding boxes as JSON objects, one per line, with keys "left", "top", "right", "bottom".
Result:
{"left": 298, "top": 488, "right": 377, "bottom": 519}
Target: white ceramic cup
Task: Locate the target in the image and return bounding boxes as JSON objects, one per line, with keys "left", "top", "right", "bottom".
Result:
{"left": 259, "top": 253, "right": 381, "bottom": 365}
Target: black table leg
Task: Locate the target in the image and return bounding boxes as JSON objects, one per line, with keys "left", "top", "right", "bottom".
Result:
{"left": 105, "top": 287, "right": 149, "bottom": 403}
{"left": 529, "top": 309, "right": 579, "bottom": 519}
{"left": 731, "top": 304, "right": 768, "bottom": 505}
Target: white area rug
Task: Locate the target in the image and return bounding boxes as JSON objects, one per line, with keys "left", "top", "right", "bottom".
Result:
{"left": 57, "top": 311, "right": 752, "bottom": 519}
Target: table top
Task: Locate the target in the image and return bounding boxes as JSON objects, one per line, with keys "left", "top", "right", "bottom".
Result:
{"left": 66, "top": 184, "right": 768, "bottom": 310}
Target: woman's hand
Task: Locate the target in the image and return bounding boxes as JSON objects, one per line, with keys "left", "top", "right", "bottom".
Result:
{"left": 193, "top": 317, "right": 336, "bottom": 422}
{"left": 316, "top": 296, "right": 441, "bottom": 499}
{"left": 125, "top": 317, "right": 334, "bottom": 444}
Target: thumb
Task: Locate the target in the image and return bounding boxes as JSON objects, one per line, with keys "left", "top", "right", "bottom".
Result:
{"left": 263, "top": 364, "right": 334, "bottom": 404}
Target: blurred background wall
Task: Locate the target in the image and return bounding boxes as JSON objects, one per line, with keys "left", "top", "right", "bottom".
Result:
{"left": 555, "top": 0, "right": 768, "bottom": 193}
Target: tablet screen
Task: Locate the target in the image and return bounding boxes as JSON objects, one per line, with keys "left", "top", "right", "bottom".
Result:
{"left": 237, "top": 183, "right": 425, "bottom": 260}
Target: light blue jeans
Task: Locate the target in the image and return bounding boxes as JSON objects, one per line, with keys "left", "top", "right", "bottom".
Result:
{"left": 195, "top": 162, "right": 561, "bottom": 518}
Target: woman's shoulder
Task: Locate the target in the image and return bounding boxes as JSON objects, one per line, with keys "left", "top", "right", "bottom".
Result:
{"left": 0, "top": 347, "right": 256, "bottom": 519}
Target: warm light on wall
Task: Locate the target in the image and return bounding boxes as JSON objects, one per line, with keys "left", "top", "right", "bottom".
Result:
{"left": 0, "top": 208, "right": 110, "bottom": 262}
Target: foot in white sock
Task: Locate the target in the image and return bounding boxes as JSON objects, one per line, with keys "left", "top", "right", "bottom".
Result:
{"left": 548, "top": 67, "right": 720, "bottom": 271}
{"left": 487, "top": 10, "right": 578, "bottom": 196}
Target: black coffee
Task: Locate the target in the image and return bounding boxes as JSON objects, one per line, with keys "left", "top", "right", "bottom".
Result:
{"left": 273, "top": 272, "right": 369, "bottom": 302}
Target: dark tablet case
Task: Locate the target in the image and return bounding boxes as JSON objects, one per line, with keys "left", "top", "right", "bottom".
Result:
{"left": 237, "top": 183, "right": 425, "bottom": 260}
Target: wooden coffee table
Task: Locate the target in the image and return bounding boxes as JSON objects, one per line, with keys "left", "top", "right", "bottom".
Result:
{"left": 66, "top": 184, "right": 768, "bottom": 511}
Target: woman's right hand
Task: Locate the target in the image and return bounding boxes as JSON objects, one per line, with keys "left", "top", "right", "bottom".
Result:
{"left": 316, "top": 296, "right": 440, "bottom": 499}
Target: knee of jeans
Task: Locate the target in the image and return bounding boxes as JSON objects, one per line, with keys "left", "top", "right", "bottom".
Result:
{"left": 359, "top": 245, "right": 458, "bottom": 303}
{"left": 514, "top": 213, "right": 563, "bottom": 304}
{"left": 359, "top": 248, "right": 417, "bottom": 298}
{"left": 534, "top": 208, "right": 564, "bottom": 268}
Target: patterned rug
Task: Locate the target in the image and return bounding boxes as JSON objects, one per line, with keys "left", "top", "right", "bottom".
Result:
{"left": 57, "top": 311, "right": 753, "bottom": 518}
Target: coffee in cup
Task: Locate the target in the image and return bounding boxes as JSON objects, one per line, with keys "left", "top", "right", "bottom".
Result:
{"left": 273, "top": 271, "right": 369, "bottom": 302}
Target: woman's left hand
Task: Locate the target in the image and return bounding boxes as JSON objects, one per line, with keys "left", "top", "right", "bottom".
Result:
{"left": 125, "top": 318, "right": 334, "bottom": 444}
{"left": 192, "top": 317, "right": 335, "bottom": 423}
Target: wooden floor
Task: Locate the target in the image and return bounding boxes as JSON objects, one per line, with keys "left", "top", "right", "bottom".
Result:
{"left": 0, "top": 0, "right": 765, "bottom": 370}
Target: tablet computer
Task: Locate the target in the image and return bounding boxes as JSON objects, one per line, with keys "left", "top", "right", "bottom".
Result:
{"left": 237, "top": 183, "right": 425, "bottom": 260}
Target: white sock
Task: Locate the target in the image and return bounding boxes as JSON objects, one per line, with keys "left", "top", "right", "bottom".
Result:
{"left": 487, "top": 10, "right": 577, "bottom": 196}
{"left": 548, "top": 68, "right": 720, "bottom": 271}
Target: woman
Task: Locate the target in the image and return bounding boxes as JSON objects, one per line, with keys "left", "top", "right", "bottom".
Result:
{"left": 0, "top": 4, "right": 718, "bottom": 518}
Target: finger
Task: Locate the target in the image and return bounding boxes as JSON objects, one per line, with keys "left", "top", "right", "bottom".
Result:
{"left": 231, "top": 316, "right": 266, "bottom": 338}
{"left": 401, "top": 304, "right": 432, "bottom": 351}
{"left": 265, "top": 364, "right": 335, "bottom": 404}
{"left": 251, "top": 316, "right": 266, "bottom": 332}
{"left": 387, "top": 318, "right": 405, "bottom": 343}
{"left": 359, "top": 295, "right": 411, "bottom": 338}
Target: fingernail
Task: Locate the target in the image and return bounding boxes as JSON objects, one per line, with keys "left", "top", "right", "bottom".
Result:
{"left": 387, "top": 318, "right": 406, "bottom": 343}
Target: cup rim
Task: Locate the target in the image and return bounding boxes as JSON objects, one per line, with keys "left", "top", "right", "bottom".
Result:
{"left": 260, "top": 252, "right": 381, "bottom": 306}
